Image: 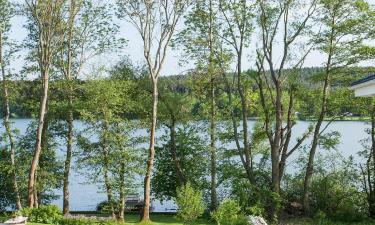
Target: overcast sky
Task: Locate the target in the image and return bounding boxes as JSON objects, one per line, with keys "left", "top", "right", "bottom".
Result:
{"left": 7, "top": 0, "right": 375, "bottom": 78}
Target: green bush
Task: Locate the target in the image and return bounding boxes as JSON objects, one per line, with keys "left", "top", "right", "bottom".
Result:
{"left": 211, "top": 199, "right": 249, "bottom": 225}
{"left": 313, "top": 210, "right": 327, "bottom": 224}
{"left": 175, "top": 182, "right": 205, "bottom": 224}
{"left": 96, "top": 201, "right": 118, "bottom": 213}
{"left": 247, "top": 204, "right": 264, "bottom": 217}
{"left": 21, "top": 205, "right": 62, "bottom": 224}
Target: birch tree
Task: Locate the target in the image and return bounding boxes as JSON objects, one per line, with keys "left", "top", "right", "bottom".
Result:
{"left": 24, "top": 0, "right": 67, "bottom": 208}
{"left": 117, "top": 0, "right": 189, "bottom": 221}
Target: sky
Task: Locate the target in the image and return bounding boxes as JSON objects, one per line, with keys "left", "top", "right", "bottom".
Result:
{"left": 6, "top": 0, "right": 375, "bottom": 78}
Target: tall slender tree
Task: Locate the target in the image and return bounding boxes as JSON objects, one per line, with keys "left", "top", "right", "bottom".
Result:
{"left": 59, "top": 0, "right": 81, "bottom": 215}
{"left": 57, "top": 0, "right": 123, "bottom": 215}
{"left": 117, "top": 0, "right": 188, "bottom": 221}
{"left": 256, "top": 0, "right": 317, "bottom": 196}
{"left": 217, "top": 0, "right": 254, "bottom": 184}
{"left": 0, "top": 0, "right": 22, "bottom": 210}
{"left": 303, "top": 0, "right": 371, "bottom": 214}
{"left": 175, "top": 0, "right": 225, "bottom": 210}
{"left": 24, "top": 0, "right": 67, "bottom": 208}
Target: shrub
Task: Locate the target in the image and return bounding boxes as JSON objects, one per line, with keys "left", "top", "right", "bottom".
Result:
{"left": 247, "top": 204, "right": 264, "bottom": 217}
{"left": 313, "top": 210, "right": 327, "bottom": 224}
{"left": 21, "top": 205, "right": 62, "bottom": 224}
{"left": 96, "top": 201, "right": 119, "bottom": 213}
{"left": 175, "top": 182, "right": 205, "bottom": 224}
{"left": 211, "top": 199, "right": 249, "bottom": 225}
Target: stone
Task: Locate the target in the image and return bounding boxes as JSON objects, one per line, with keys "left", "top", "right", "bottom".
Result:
{"left": 3, "top": 216, "right": 28, "bottom": 225}
{"left": 248, "top": 215, "right": 268, "bottom": 225}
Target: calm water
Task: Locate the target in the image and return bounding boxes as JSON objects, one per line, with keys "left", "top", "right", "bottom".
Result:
{"left": 4, "top": 119, "right": 370, "bottom": 212}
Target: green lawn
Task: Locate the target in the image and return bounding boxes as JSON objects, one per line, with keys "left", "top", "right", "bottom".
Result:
{"left": 7, "top": 214, "right": 375, "bottom": 225}
{"left": 26, "top": 214, "right": 214, "bottom": 225}
{"left": 280, "top": 218, "right": 375, "bottom": 225}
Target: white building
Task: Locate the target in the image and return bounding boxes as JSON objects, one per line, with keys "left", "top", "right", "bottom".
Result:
{"left": 350, "top": 74, "right": 375, "bottom": 97}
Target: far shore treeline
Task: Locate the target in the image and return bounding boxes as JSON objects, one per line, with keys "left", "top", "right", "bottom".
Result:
{"left": 2, "top": 66, "right": 374, "bottom": 120}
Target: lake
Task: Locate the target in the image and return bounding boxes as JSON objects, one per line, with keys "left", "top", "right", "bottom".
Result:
{"left": 4, "top": 119, "right": 370, "bottom": 212}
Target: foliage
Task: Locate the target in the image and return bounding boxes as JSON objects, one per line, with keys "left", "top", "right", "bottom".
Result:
{"left": 211, "top": 199, "right": 249, "bottom": 225}
{"left": 152, "top": 124, "right": 209, "bottom": 200}
{"left": 0, "top": 149, "right": 14, "bottom": 210}
{"left": 175, "top": 183, "right": 205, "bottom": 225}
{"left": 21, "top": 205, "right": 62, "bottom": 224}
{"left": 284, "top": 148, "right": 366, "bottom": 223}
{"left": 16, "top": 121, "right": 64, "bottom": 205}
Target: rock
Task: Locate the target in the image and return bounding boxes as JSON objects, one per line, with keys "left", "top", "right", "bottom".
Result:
{"left": 248, "top": 215, "right": 268, "bottom": 225}
{"left": 285, "top": 201, "right": 303, "bottom": 216}
{"left": 3, "top": 216, "right": 28, "bottom": 225}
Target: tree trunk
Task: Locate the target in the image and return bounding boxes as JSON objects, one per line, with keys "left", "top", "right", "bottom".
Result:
{"left": 63, "top": 108, "right": 73, "bottom": 215}
{"left": 371, "top": 103, "right": 375, "bottom": 193}
{"left": 28, "top": 68, "right": 49, "bottom": 208}
{"left": 103, "top": 119, "right": 116, "bottom": 219}
{"left": 223, "top": 72, "right": 253, "bottom": 183}
{"left": 141, "top": 78, "right": 158, "bottom": 222}
{"left": 236, "top": 49, "right": 253, "bottom": 184}
{"left": 369, "top": 103, "right": 375, "bottom": 218}
{"left": 0, "top": 31, "right": 22, "bottom": 210}
{"left": 63, "top": 3, "right": 75, "bottom": 214}
{"left": 208, "top": 0, "right": 217, "bottom": 211}
{"left": 33, "top": 170, "right": 39, "bottom": 208}
{"left": 279, "top": 90, "right": 294, "bottom": 182}
{"left": 303, "top": 32, "right": 333, "bottom": 214}
{"left": 272, "top": 82, "right": 282, "bottom": 195}
{"left": 169, "top": 118, "right": 186, "bottom": 185}
{"left": 118, "top": 161, "right": 126, "bottom": 223}
{"left": 210, "top": 77, "right": 217, "bottom": 211}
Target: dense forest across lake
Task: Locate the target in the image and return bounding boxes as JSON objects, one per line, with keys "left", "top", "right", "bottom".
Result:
{"left": 2, "top": 67, "right": 375, "bottom": 120}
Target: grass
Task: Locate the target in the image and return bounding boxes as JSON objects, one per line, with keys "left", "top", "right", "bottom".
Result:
{"left": 24, "top": 214, "right": 214, "bottom": 225}
{"left": 280, "top": 217, "right": 375, "bottom": 225}
{"left": 5, "top": 214, "right": 375, "bottom": 225}
{"left": 118, "top": 214, "right": 214, "bottom": 225}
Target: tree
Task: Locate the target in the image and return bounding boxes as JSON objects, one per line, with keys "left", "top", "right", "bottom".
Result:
{"left": 24, "top": 0, "right": 67, "bottom": 208}
{"left": 109, "top": 126, "right": 144, "bottom": 222}
{"left": 58, "top": 0, "right": 82, "bottom": 215}
{"left": 303, "top": 0, "right": 372, "bottom": 214}
{"left": 76, "top": 75, "right": 142, "bottom": 220}
{"left": 217, "top": 0, "right": 255, "bottom": 185}
{"left": 56, "top": 0, "right": 124, "bottom": 215}
{"left": 152, "top": 124, "right": 209, "bottom": 201}
{"left": 359, "top": 100, "right": 375, "bottom": 218}
{"left": 256, "top": 0, "right": 317, "bottom": 198}
{"left": 117, "top": 0, "right": 189, "bottom": 221}
{"left": 157, "top": 77, "right": 195, "bottom": 186}
{"left": 176, "top": 0, "right": 225, "bottom": 210}
{"left": 17, "top": 121, "right": 64, "bottom": 206}
{"left": 175, "top": 182, "right": 205, "bottom": 225}
{"left": 0, "top": 0, "right": 21, "bottom": 210}
{"left": 255, "top": 0, "right": 319, "bottom": 219}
